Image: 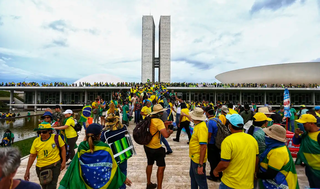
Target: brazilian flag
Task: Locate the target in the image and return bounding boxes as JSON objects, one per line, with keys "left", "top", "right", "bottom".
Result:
{"left": 59, "top": 141, "right": 126, "bottom": 189}
{"left": 78, "top": 105, "right": 92, "bottom": 124}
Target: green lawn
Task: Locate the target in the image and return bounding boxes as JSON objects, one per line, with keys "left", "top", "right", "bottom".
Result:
{"left": 12, "top": 137, "right": 36, "bottom": 157}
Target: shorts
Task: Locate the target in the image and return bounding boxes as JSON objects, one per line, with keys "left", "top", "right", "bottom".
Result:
{"left": 102, "top": 111, "right": 106, "bottom": 116}
{"left": 144, "top": 146, "right": 166, "bottom": 167}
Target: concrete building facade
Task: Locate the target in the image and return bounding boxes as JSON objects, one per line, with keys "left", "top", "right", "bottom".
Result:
{"left": 141, "top": 15, "right": 171, "bottom": 83}
{"left": 141, "top": 16, "right": 155, "bottom": 83}
{"left": 159, "top": 16, "right": 171, "bottom": 83}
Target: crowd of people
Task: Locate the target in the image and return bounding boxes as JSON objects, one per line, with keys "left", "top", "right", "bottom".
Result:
{"left": 1, "top": 82, "right": 320, "bottom": 189}
{"left": 1, "top": 81, "right": 320, "bottom": 88}
{"left": 0, "top": 112, "right": 20, "bottom": 119}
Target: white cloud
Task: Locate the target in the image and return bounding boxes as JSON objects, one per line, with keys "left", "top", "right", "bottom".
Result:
{"left": 0, "top": 0, "right": 319, "bottom": 82}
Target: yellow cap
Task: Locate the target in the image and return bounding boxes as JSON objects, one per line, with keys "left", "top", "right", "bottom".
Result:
{"left": 253, "top": 112, "right": 272, "bottom": 122}
{"left": 300, "top": 105, "right": 306, "bottom": 108}
{"left": 296, "top": 114, "right": 317, "bottom": 123}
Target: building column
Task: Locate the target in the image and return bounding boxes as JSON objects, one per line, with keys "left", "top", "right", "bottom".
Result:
{"left": 214, "top": 91, "right": 217, "bottom": 105}
{"left": 9, "top": 90, "right": 13, "bottom": 112}
{"left": 59, "top": 90, "right": 62, "bottom": 104}
{"left": 264, "top": 91, "right": 267, "bottom": 105}
{"left": 85, "top": 90, "right": 88, "bottom": 104}
{"left": 189, "top": 91, "right": 191, "bottom": 102}
{"left": 34, "top": 90, "right": 37, "bottom": 112}
{"left": 313, "top": 92, "right": 316, "bottom": 106}
{"left": 239, "top": 91, "right": 242, "bottom": 105}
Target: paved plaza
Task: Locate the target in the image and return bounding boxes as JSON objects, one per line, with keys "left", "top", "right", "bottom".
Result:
{"left": 14, "top": 121, "right": 309, "bottom": 188}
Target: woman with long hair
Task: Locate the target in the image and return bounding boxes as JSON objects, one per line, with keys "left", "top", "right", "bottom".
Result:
{"left": 59, "top": 123, "right": 132, "bottom": 189}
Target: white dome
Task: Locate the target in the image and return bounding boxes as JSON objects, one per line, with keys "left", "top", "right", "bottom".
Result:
{"left": 216, "top": 62, "right": 320, "bottom": 85}
{"left": 74, "top": 74, "right": 124, "bottom": 84}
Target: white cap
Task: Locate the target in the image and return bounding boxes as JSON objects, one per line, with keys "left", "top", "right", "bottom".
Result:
{"left": 63, "top": 109, "right": 73, "bottom": 114}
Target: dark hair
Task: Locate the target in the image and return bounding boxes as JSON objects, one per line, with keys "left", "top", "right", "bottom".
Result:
{"left": 181, "top": 103, "right": 187, "bottom": 109}
{"left": 231, "top": 124, "right": 243, "bottom": 131}
{"left": 227, "top": 103, "right": 233, "bottom": 109}
{"left": 307, "top": 110, "right": 317, "bottom": 117}
{"left": 86, "top": 133, "right": 100, "bottom": 154}
{"left": 253, "top": 120, "right": 267, "bottom": 127}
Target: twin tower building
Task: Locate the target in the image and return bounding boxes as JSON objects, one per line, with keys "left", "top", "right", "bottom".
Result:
{"left": 141, "top": 16, "right": 171, "bottom": 83}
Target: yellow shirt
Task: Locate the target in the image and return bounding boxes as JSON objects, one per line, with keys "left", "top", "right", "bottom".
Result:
{"left": 92, "top": 101, "right": 100, "bottom": 109}
{"left": 149, "top": 95, "right": 156, "bottom": 102}
{"left": 219, "top": 114, "right": 227, "bottom": 125}
{"left": 189, "top": 121, "right": 208, "bottom": 164}
{"left": 64, "top": 117, "right": 77, "bottom": 138}
{"left": 260, "top": 146, "right": 298, "bottom": 189}
{"left": 146, "top": 118, "right": 165, "bottom": 149}
{"left": 30, "top": 134, "right": 65, "bottom": 167}
{"left": 141, "top": 106, "right": 151, "bottom": 119}
{"left": 181, "top": 108, "right": 190, "bottom": 122}
{"left": 221, "top": 132, "right": 258, "bottom": 189}
{"left": 228, "top": 108, "right": 238, "bottom": 115}
{"left": 316, "top": 112, "right": 320, "bottom": 117}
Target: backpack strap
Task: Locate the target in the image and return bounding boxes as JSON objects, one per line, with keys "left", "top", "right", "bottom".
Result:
{"left": 54, "top": 134, "right": 61, "bottom": 152}
{"left": 247, "top": 126, "right": 255, "bottom": 136}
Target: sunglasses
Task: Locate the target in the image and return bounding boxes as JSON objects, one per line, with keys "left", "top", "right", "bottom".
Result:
{"left": 44, "top": 116, "right": 51, "bottom": 119}
{"left": 37, "top": 131, "right": 48, "bottom": 134}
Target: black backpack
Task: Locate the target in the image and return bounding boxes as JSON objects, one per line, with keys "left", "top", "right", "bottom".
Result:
{"left": 74, "top": 122, "right": 82, "bottom": 132}
{"left": 212, "top": 118, "right": 231, "bottom": 149}
{"left": 133, "top": 116, "right": 158, "bottom": 145}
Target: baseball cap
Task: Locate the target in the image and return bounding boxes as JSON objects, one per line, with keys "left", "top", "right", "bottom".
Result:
{"left": 86, "top": 123, "right": 103, "bottom": 135}
{"left": 296, "top": 114, "right": 317, "bottom": 124}
{"left": 315, "top": 106, "right": 320, "bottom": 111}
{"left": 226, "top": 114, "right": 244, "bottom": 127}
{"left": 300, "top": 105, "right": 306, "bottom": 108}
{"left": 63, "top": 109, "right": 73, "bottom": 114}
{"left": 254, "top": 112, "right": 272, "bottom": 122}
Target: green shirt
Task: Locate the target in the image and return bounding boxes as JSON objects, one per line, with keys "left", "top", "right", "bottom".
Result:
{"left": 122, "top": 105, "right": 129, "bottom": 121}
{"left": 290, "top": 108, "right": 296, "bottom": 120}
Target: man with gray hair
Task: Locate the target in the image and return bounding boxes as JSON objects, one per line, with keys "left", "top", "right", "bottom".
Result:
{"left": 0, "top": 147, "right": 41, "bottom": 189}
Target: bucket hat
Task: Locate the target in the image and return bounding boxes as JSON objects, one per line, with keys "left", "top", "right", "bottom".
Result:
{"left": 41, "top": 112, "right": 53, "bottom": 120}
{"left": 263, "top": 124, "right": 287, "bottom": 143}
{"left": 34, "top": 123, "right": 54, "bottom": 131}
{"left": 190, "top": 107, "right": 207, "bottom": 121}
{"left": 221, "top": 105, "right": 229, "bottom": 113}
{"left": 258, "top": 107, "right": 274, "bottom": 115}
{"left": 150, "top": 104, "right": 167, "bottom": 115}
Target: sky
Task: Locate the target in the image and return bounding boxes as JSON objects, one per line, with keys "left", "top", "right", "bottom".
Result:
{"left": 0, "top": 0, "right": 320, "bottom": 83}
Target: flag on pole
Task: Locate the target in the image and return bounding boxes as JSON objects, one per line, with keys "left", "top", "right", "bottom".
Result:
{"left": 284, "top": 88, "right": 291, "bottom": 130}
{"left": 284, "top": 88, "right": 291, "bottom": 118}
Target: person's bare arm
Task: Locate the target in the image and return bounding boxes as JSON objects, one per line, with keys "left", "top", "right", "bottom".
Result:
{"left": 208, "top": 133, "right": 212, "bottom": 144}
{"left": 24, "top": 154, "right": 37, "bottom": 181}
{"left": 53, "top": 125, "right": 69, "bottom": 130}
{"left": 198, "top": 144, "right": 207, "bottom": 174}
{"left": 159, "top": 128, "right": 173, "bottom": 138}
{"left": 255, "top": 156, "right": 259, "bottom": 179}
{"left": 60, "top": 145, "right": 66, "bottom": 170}
{"left": 213, "top": 161, "right": 230, "bottom": 177}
